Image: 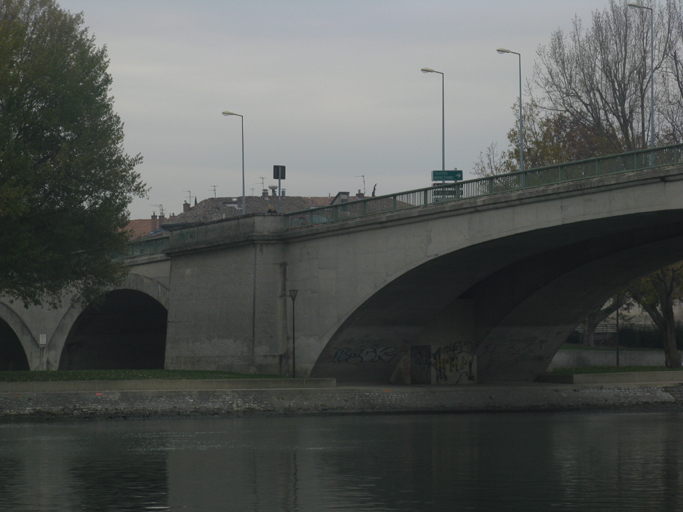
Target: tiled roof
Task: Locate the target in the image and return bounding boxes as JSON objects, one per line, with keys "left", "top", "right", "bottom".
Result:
{"left": 163, "top": 195, "right": 337, "bottom": 227}
{"left": 125, "top": 219, "right": 155, "bottom": 240}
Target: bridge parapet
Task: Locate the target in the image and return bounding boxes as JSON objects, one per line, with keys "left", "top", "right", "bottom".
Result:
{"left": 288, "top": 143, "right": 683, "bottom": 229}
{"left": 124, "top": 235, "right": 170, "bottom": 258}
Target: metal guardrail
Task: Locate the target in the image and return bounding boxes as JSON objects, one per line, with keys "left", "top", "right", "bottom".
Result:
{"left": 287, "top": 143, "right": 683, "bottom": 229}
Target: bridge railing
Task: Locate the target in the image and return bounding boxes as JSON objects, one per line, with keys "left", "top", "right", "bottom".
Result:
{"left": 287, "top": 143, "right": 683, "bottom": 228}
{"left": 119, "top": 235, "right": 170, "bottom": 259}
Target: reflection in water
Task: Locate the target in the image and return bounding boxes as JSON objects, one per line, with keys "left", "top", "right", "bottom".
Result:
{"left": 0, "top": 412, "right": 682, "bottom": 511}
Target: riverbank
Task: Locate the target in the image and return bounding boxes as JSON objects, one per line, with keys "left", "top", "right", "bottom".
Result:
{"left": 1, "top": 379, "right": 683, "bottom": 420}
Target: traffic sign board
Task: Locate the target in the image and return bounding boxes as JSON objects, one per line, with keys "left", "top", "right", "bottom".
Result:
{"left": 432, "top": 187, "right": 460, "bottom": 196}
{"left": 432, "top": 170, "right": 463, "bottom": 181}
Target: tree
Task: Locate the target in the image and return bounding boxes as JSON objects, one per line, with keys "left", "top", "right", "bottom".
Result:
{"left": 626, "top": 264, "right": 683, "bottom": 367}
{"left": 581, "top": 295, "right": 630, "bottom": 348}
{"left": 0, "top": 0, "right": 145, "bottom": 307}
{"left": 474, "top": 1, "right": 683, "bottom": 365}
{"left": 473, "top": 99, "right": 614, "bottom": 177}
{"left": 534, "top": 0, "right": 683, "bottom": 152}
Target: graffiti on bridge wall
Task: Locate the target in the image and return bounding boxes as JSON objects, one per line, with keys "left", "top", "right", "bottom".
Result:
{"left": 333, "top": 346, "right": 397, "bottom": 365}
{"left": 432, "top": 342, "right": 474, "bottom": 384}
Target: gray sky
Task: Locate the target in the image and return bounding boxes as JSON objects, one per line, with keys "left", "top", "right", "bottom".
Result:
{"left": 57, "top": 0, "right": 603, "bottom": 219}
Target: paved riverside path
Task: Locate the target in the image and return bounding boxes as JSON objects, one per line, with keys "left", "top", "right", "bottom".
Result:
{"left": 1, "top": 379, "right": 683, "bottom": 420}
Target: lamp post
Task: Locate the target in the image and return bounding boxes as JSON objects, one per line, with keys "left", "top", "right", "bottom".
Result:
{"left": 421, "top": 67, "right": 445, "bottom": 171}
{"left": 497, "top": 48, "right": 524, "bottom": 172}
{"left": 628, "top": 1, "right": 655, "bottom": 149}
{"left": 221, "top": 111, "right": 246, "bottom": 215}
{"left": 289, "top": 289, "right": 298, "bottom": 378}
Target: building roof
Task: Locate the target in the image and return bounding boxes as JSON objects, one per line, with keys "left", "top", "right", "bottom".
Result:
{"left": 124, "top": 216, "right": 169, "bottom": 241}
{"left": 125, "top": 219, "right": 156, "bottom": 240}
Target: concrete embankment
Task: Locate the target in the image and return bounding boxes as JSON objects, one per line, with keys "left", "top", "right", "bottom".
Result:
{"left": 1, "top": 378, "right": 683, "bottom": 420}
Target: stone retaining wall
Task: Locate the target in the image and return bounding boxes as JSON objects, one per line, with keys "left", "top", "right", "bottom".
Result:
{"left": 0, "top": 384, "right": 681, "bottom": 420}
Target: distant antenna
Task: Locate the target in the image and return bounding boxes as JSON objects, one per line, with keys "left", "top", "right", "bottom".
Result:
{"left": 355, "top": 175, "right": 366, "bottom": 195}
{"left": 185, "top": 190, "right": 193, "bottom": 204}
{"left": 257, "top": 177, "right": 265, "bottom": 189}
{"left": 209, "top": 185, "right": 217, "bottom": 198}
{"left": 250, "top": 187, "right": 255, "bottom": 196}
{"left": 150, "top": 204, "right": 165, "bottom": 216}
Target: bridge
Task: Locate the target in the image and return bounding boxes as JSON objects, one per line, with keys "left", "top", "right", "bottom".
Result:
{"left": 2, "top": 144, "right": 683, "bottom": 383}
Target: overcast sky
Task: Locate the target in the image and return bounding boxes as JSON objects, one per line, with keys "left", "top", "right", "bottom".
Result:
{"left": 57, "top": 0, "right": 605, "bottom": 219}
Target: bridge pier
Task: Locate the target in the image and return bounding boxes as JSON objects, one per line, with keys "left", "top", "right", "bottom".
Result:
{"left": 164, "top": 216, "right": 289, "bottom": 375}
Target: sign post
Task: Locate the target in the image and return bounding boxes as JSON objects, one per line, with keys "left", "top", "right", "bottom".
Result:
{"left": 431, "top": 169, "right": 463, "bottom": 202}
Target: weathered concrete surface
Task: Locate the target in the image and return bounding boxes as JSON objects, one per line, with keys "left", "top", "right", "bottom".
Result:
{"left": 0, "top": 382, "right": 682, "bottom": 421}
{"left": 164, "top": 217, "right": 287, "bottom": 374}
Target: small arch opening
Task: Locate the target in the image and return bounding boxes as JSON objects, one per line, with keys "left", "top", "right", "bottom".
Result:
{"left": 59, "top": 290, "right": 167, "bottom": 370}
{"left": 0, "top": 319, "right": 29, "bottom": 371}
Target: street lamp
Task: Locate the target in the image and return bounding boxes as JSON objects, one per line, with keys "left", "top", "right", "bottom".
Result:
{"left": 497, "top": 48, "right": 525, "bottom": 172}
{"left": 221, "top": 111, "right": 246, "bottom": 215}
{"left": 289, "top": 290, "right": 298, "bottom": 378}
{"left": 628, "top": 1, "right": 655, "bottom": 149}
{"left": 421, "top": 67, "right": 445, "bottom": 171}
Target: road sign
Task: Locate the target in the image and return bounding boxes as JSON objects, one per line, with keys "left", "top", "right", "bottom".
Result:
{"left": 432, "top": 187, "right": 460, "bottom": 197}
{"left": 431, "top": 170, "right": 463, "bottom": 181}
{"left": 273, "top": 165, "right": 286, "bottom": 179}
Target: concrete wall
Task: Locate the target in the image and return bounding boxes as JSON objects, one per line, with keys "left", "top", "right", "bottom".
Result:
{"left": 548, "top": 349, "right": 667, "bottom": 369}
{"left": 164, "top": 217, "right": 287, "bottom": 374}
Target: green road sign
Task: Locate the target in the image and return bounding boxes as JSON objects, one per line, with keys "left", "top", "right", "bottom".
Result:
{"left": 432, "top": 170, "right": 463, "bottom": 181}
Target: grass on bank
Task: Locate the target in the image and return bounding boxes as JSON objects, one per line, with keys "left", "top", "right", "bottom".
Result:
{"left": 0, "top": 369, "right": 283, "bottom": 382}
{"left": 550, "top": 366, "right": 683, "bottom": 375}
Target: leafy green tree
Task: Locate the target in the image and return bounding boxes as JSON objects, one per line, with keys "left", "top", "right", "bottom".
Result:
{"left": 0, "top": 0, "right": 145, "bottom": 307}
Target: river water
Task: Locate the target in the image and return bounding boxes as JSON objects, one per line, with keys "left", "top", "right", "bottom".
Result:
{"left": 1, "top": 411, "right": 682, "bottom": 511}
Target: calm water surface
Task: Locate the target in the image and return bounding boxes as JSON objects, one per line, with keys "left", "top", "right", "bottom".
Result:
{"left": 1, "top": 411, "right": 682, "bottom": 511}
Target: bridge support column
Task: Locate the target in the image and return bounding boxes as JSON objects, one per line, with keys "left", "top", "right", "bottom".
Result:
{"left": 389, "top": 299, "right": 476, "bottom": 385}
{"left": 164, "top": 217, "right": 288, "bottom": 374}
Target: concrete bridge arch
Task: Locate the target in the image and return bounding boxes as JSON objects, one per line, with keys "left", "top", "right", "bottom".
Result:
{"left": 0, "top": 303, "right": 34, "bottom": 370}
{"left": 280, "top": 168, "right": 683, "bottom": 383}
{"left": 54, "top": 273, "right": 170, "bottom": 370}
{"left": 304, "top": 210, "right": 683, "bottom": 383}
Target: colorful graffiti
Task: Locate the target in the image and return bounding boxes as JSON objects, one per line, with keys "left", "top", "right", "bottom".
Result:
{"left": 333, "top": 346, "right": 397, "bottom": 365}
{"left": 432, "top": 342, "right": 474, "bottom": 384}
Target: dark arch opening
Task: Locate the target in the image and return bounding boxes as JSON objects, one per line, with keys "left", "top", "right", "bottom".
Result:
{"left": 0, "top": 319, "right": 29, "bottom": 371}
{"left": 59, "top": 290, "right": 168, "bottom": 370}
